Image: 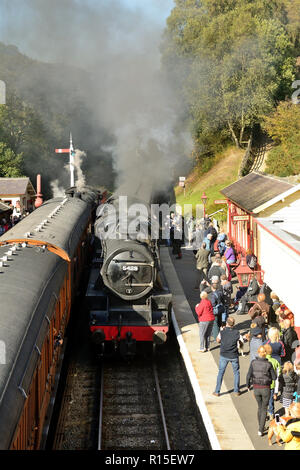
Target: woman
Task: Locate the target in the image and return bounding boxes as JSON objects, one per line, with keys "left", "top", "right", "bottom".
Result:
{"left": 246, "top": 249, "right": 257, "bottom": 270}
{"left": 280, "top": 361, "right": 298, "bottom": 416}
{"left": 224, "top": 240, "right": 236, "bottom": 265}
{"left": 246, "top": 345, "right": 277, "bottom": 436}
{"left": 263, "top": 327, "right": 286, "bottom": 365}
{"left": 248, "top": 303, "right": 267, "bottom": 341}
{"left": 221, "top": 256, "right": 232, "bottom": 281}
{"left": 195, "top": 291, "right": 215, "bottom": 352}
{"left": 277, "top": 304, "right": 295, "bottom": 328}
{"left": 276, "top": 402, "right": 300, "bottom": 450}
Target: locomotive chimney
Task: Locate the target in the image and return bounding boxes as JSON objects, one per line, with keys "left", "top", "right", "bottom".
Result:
{"left": 35, "top": 174, "right": 43, "bottom": 208}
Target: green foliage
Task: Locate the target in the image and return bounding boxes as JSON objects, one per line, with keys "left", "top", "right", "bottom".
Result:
{"left": 282, "top": 0, "right": 300, "bottom": 53}
{"left": 0, "top": 142, "right": 23, "bottom": 177}
{"left": 162, "top": 0, "right": 298, "bottom": 166}
{"left": 263, "top": 100, "right": 300, "bottom": 176}
{"left": 0, "top": 94, "right": 38, "bottom": 153}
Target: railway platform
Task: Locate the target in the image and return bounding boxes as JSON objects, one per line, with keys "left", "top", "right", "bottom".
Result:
{"left": 160, "top": 246, "right": 284, "bottom": 451}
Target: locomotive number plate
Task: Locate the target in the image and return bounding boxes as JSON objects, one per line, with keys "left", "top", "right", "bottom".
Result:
{"left": 122, "top": 265, "right": 139, "bottom": 271}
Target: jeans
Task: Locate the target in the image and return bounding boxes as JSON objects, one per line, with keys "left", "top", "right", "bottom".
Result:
{"left": 211, "top": 313, "right": 222, "bottom": 340}
{"left": 227, "top": 259, "right": 235, "bottom": 265}
{"left": 268, "top": 388, "right": 275, "bottom": 416}
{"left": 222, "top": 306, "right": 229, "bottom": 324}
{"left": 215, "top": 356, "right": 240, "bottom": 394}
{"left": 254, "top": 387, "right": 271, "bottom": 433}
{"left": 198, "top": 320, "right": 214, "bottom": 350}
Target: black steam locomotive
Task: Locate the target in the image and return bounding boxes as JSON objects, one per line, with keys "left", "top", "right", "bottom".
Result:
{"left": 86, "top": 195, "right": 172, "bottom": 356}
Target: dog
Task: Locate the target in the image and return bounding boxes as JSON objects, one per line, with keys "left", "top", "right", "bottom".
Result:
{"left": 238, "top": 339, "right": 245, "bottom": 357}
{"left": 267, "top": 416, "right": 293, "bottom": 446}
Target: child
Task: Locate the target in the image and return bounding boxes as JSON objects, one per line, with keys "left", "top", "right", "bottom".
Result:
{"left": 280, "top": 361, "right": 298, "bottom": 416}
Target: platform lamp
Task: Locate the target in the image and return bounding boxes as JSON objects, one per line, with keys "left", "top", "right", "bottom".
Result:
{"left": 201, "top": 192, "right": 208, "bottom": 218}
{"left": 235, "top": 256, "right": 254, "bottom": 287}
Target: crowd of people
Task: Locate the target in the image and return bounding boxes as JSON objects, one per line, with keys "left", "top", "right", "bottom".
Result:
{"left": 0, "top": 212, "right": 29, "bottom": 236}
{"left": 191, "top": 220, "right": 300, "bottom": 449}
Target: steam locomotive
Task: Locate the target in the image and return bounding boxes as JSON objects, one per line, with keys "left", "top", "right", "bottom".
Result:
{"left": 86, "top": 195, "right": 172, "bottom": 356}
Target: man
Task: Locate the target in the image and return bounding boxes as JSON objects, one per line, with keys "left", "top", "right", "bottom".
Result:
{"left": 194, "top": 242, "right": 210, "bottom": 289}
{"left": 208, "top": 258, "right": 226, "bottom": 283}
{"left": 237, "top": 275, "right": 260, "bottom": 315}
{"left": 213, "top": 317, "right": 244, "bottom": 397}
{"left": 281, "top": 319, "right": 298, "bottom": 363}
{"left": 246, "top": 345, "right": 277, "bottom": 436}
{"left": 256, "top": 293, "right": 271, "bottom": 324}
{"left": 207, "top": 222, "right": 218, "bottom": 257}
{"left": 171, "top": 213, "right": 183, "bottom": 259}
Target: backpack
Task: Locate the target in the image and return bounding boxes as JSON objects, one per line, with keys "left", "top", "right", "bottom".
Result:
{"left": 248, "top": 255, "right": 257, "bottom": 269}
{"left": 212, "top": 292, "right": 225, "bottom": 316}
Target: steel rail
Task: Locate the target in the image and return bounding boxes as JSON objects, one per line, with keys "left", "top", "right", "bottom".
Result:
{"left": 152, "top": 362, "right": 171, "bottom": 450}
{"left": 98, "top": 360, "right": 171, "bottom": 450}
{"left": 98, "top": 366, "right": 104, "bottom": 450}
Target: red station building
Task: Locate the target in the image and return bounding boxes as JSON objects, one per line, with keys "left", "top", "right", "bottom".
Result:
{"left": 221, "top": 172, "right": 300, "bottom": 340}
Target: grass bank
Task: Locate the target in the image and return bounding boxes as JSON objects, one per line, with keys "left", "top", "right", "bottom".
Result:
{"left": 175, "top": 146, "right": 244, "bottom": 221}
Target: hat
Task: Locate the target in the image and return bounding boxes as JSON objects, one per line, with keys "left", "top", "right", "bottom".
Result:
{"left": 251, "top": 326, "right": 262, "bottom": 337}
{"left": 211, "top": 275, "right": 219, "bottom": 283}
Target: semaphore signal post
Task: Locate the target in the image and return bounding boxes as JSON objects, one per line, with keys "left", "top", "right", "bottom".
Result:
{"left": 55, "top": 133, "right": 75, "bottom": 187}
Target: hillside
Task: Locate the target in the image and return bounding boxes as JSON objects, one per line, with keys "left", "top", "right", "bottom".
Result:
{"left": 175, "top": 146, "right": 244, "bottom": 221}
{"left": 0, "top": 42, "right": 115, "bottom": 196}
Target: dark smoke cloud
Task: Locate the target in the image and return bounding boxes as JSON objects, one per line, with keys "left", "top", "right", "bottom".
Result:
{"left": 0, "top": 0, "right": 191, "bottom": 201}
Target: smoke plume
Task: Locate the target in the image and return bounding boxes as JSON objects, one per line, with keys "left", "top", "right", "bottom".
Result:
{"left": 0, "top": 0, "right": 191, "bottom": 201}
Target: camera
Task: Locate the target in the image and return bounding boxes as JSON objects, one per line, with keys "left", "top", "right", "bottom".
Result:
{"left": 275, "top": 413, "right": 281, "bottom": 424}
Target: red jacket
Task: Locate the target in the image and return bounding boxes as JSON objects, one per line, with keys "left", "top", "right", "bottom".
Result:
{"left": 195, "top": 298, "right": 215, "bottom": 322}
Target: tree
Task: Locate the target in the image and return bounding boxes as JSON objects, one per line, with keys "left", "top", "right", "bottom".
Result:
{"left": 0, "top": 142, "right": 23, "bottom": 177}
{"left": 161, "top": 0, "right": 298, "bottom": 158}
{"left": 283, "top": 0, "right": 300, "bottom": 52}
{"left": 263, "top": 100, "right": 300, "bottom": 176}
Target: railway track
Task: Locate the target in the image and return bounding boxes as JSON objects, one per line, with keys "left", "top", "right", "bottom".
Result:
{"left": 98, "top": 357, "right": 170, "bottom": 450}
{"left": 98, "top": 333, "right": 210, "bottom": 451}
{"left": 49, "top": 317, "right": 210, "bottom": 451}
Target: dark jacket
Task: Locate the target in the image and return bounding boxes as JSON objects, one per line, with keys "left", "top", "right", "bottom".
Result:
{"left": 209, "top": 289, "right": 224, "bottom": 311}
{"left": 246, "top": 357, "right": 277, "bottom": 388}
{"left": 250, "top": 315, "right": 267, "bottom": 341}
{"left": 280, "top": 371, "right": 298, "bottom": 400}
{"left": 282, "top": 327, "right": 298, "bottom": 362}
{"left": 244, "top": 278, "right": 260, "bottom": 301}
{"left": 222, "top": 281, "right": 233, "bottom": 307}
{"left": 263, "top": 339, "right": 286, "bottom": 364}
{"left": 207, "top": 225, "right": 218, "bottom": 242}
{"left": 219, "top": 327, "right": 241, "bottom": 359}
{"left": 208, "top": 263, "right": 225, "bottom": 281}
